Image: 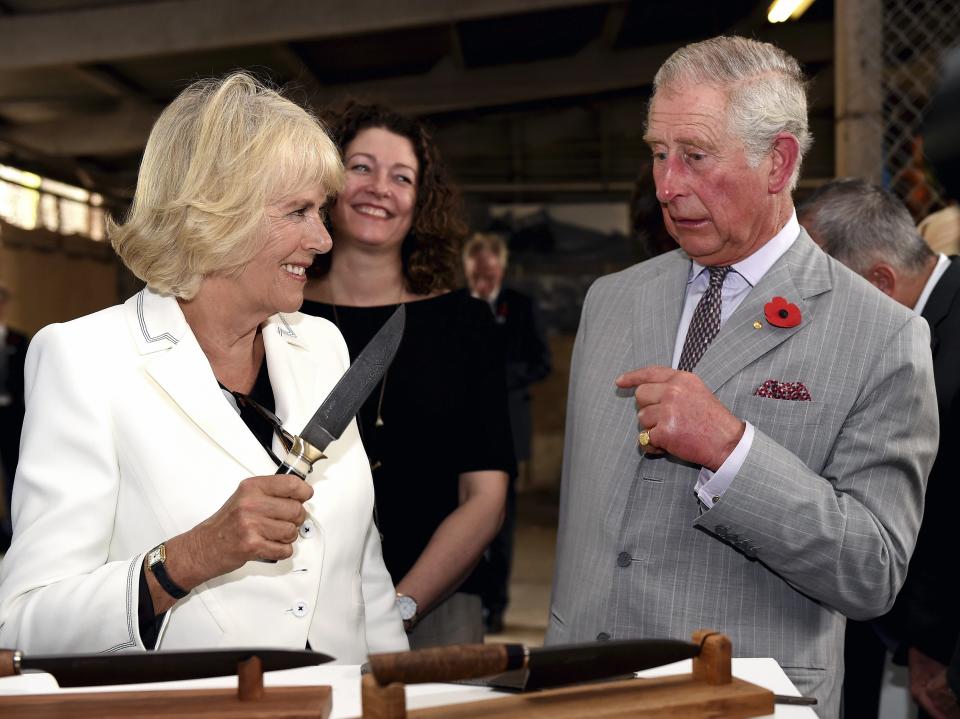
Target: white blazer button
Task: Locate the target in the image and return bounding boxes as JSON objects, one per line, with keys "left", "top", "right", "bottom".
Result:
{"left": 299, "top": 520, "right": 316, "bottom": 539}
{"left": 292, "top": 600, "right": 309, "bottom": 618}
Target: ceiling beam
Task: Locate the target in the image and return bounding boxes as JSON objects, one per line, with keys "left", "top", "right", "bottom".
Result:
{"left": 0, "top": 101, "right": 161, "bottom": 156}
{"left": 319, "top": 21, "right": 834, "bottom": 115}
{"left": 0, "top": 0, "right": 619, "bottom": 71}
{"left": 0, "top": 21, "right": 832, "bottom": 157}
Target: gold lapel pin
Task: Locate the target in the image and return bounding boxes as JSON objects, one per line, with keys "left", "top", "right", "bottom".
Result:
{"left": 753, "top": 320, "right": 762, "bottom": 330}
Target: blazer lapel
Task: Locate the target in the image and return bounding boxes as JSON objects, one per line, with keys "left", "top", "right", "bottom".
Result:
{"left": 128, "top": 288, "right": 276, "bottom": 476}
{"left": 694, "top": 231, "right": 833, "bottom": 394}
{"left": 632, "top": 250, "right": 691, "bottom": 368}
{"left": 921, "top": 256, "right": 960, "bottom": 355}
{"left": 262, "top": 312, "right": 317, "bottom": 452}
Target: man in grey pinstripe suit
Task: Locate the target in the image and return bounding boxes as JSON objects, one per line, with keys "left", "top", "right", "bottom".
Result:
{"left": 546, "top": 36, "right": 939, "bottom": 718}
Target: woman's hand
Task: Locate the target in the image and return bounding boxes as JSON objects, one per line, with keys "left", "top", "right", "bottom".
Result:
{"left": 146, "top": 475, "right": 313, "bottom": 613}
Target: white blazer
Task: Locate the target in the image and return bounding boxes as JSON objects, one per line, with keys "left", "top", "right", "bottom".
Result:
{"left": 0, "top": 287, "right": 408, "bottom": 661}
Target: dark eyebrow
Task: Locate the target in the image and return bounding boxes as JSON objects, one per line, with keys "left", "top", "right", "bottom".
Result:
{"left": 346, "top": 152, "right": 417, "bottom": 177}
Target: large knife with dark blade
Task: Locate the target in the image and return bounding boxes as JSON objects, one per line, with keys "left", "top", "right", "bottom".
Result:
{"left": 368, "top": 639, "right": 700, "bottom": 691}
{"left": 275, "top": 304, "right": 405, "bottom": 480}
{"left": 0, "top": 647, "right": 332, "bottom": 688}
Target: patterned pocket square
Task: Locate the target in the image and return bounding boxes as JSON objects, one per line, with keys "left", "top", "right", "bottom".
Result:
{"left": 753, "top": 379, "right": 812, "bottom": 401}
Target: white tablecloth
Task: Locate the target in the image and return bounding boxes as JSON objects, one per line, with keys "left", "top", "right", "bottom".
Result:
{"left": 0, "top": 657, "right": 816, "bottom": 718}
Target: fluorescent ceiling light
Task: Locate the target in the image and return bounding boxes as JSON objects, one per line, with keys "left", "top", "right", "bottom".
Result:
{"left": 768, "top": 0, "right": 816, "bottom": 23}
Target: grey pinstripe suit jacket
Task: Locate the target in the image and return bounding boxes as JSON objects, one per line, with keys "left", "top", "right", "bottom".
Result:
{"left": 546, "top": 230, "right": 938, "bottom": 717}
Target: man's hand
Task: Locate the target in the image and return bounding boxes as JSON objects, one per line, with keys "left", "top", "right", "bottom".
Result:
{"left": 616, "top": 365, "right": 745, "bottom": 471}
{"left": 910, "top": 648, "right": 960, "bottom": 719}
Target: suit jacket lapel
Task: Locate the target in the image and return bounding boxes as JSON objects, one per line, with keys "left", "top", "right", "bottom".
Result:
{"left": 694, "top": 231, "right": 833, "bottom": 394}
{"left": 921, "top": 256, "right": 960, "bottom": 355}
{"left": 632, "top": 250, "right": 690, "bottom": 368}
{"left": 262, "top": 312, "right": 316, "bottom": 452}
{"left": 127, "top": 288, "right": 276, "bottom": 476}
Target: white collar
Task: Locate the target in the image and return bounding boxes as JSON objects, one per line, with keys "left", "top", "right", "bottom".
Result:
{"left": 688, "top": 211, "right": 800, "bottom": 288}
{"left": 914, "top": 253, "right": 952, "bottom": 314}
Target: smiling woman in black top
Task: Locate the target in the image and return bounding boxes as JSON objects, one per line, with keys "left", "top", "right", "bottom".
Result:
{"left": 303, "top": 103, "right": 513, "bottom": 647}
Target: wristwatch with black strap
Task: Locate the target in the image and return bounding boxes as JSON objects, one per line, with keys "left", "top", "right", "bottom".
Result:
{"left": 146, "top": 543, "right": 189, "bottom": 600}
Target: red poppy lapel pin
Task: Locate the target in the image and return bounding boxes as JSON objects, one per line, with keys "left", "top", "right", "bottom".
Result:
{"left": 763, "top": 296, "right": 802, "bottom": 328}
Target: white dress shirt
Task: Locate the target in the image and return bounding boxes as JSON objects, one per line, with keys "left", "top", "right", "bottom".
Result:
{"left": 670, "top": 212, "right": 801, "bottom": 508}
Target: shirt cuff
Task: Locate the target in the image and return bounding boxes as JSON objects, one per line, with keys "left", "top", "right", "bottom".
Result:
{"left": 694, "top": 421, "right": 754, "bottom": 509}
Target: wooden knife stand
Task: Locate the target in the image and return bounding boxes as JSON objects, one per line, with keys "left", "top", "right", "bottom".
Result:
{"left": 361, "top": 630, "right": 775, "bottom": 719}
{"left": 0, "top": 656, "right": 332, "bottom": 718}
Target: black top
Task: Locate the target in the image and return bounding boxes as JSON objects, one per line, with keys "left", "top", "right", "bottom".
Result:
{"left": 301, "top": 289, "right": 515, "bottom": 594}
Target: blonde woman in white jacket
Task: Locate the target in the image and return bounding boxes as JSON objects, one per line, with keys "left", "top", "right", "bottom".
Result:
{"left": 0, "top": 73, "right": 408, "bottom": 661}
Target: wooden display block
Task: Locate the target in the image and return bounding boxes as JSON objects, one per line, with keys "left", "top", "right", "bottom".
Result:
{"left": 360, "top": 630, "right": 775, "bottom": 719}
{"left": 0, "top": 685, "right": 332, "bottom": 718}
{"left": 407, "top": 673, "right": 772, "bottom": 718}
{"left": 0, "top": 656, "right": 332, "bottom": 719}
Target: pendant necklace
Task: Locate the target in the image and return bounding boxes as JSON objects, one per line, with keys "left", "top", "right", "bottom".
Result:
{"left": 330, "top": 283, "right": 403, "bottom": 433}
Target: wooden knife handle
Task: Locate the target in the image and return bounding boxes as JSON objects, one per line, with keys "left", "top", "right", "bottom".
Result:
{"left": 0, "top": 649, "right": 19, "bottom": 678}
{"left": 369, "top": 644, "right": 517, "bottom": 685}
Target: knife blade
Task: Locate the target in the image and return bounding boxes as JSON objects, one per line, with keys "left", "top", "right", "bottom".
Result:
{"left": 368, "top": 639, "right": 701, "bottom": 691}
{"left": 276, "top": 304, "right": 405, "bottom": 479}
{"left": 0, "top": 647, "right": 332, "bottom": 688}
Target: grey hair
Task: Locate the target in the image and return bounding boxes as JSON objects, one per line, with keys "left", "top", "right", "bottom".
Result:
{"left": 651, "top": 35, "right": 812, "bottom": 190}
{"left": 797, "top": 178, "right": 933, "bottom": 275}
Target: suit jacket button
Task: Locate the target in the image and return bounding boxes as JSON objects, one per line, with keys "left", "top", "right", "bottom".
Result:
{"left": 616, "top": 551, "right": 632, "bottom": 567}
{"left": 292, "top": 600, "right": 309, "bottom": 618}
{"left": 714, "top": 525, "right": 728, "bottom": 537}
{"left": 299, "top": 520, "right": 316, "bottom": 539}
{"left": 596, "top": 632, "right": 611, "bottom": 641}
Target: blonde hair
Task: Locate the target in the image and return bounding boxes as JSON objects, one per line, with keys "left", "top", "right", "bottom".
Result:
{"left": 651, "top": 36, "right": 812, "bottom": 191}
{"left": 462, "top": 232, "right": 509, "bottom": 267}
{"left": 110, "top": 72, "right": 344, "bottom": 299}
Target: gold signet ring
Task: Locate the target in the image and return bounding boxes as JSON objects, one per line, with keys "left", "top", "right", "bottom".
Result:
{"left": 638, "top": 430, "right": 651, "bottom": 447}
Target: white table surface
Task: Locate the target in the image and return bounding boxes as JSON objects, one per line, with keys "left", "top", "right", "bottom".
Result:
{"left": 0, "top": 657, "right": 817, "bottom": 718}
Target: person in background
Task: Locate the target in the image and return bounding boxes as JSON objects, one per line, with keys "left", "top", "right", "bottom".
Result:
{"left": 0, "top": 73, "right": 408, "bottom": 659}
{"left": 547, "top": 36, "right": 937, "bottom": 718}
{"left": 905, "top": 43, "right": 960, "bottom": 719}
{"left": 302, "top": 103, "right": 512, "bottom": 648}
{"left": 462, "top": 232, "right": 551, "bottom": 634}
{"left": 0, "top": 283, "right": 28, "bottom": 552}
{"left": 799, "top": 178, "right": 958, "bottom": 719}
{"left": 918, "top": 202, "right": 960, "bottom": 257}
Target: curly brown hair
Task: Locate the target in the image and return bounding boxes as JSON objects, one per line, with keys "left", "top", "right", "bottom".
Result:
{"left": 311, "top": 101, "right": 467, "bottom": 295}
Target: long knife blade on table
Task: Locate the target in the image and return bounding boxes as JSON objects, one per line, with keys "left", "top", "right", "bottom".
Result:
{"left": 276, "top": 304, "right": 405, "bottom": 479}
{"left": 0, "top": 647, "right": 332, "bottom": 688}
{"left": 369, "top": 639, "right": 701, "bottom": 692}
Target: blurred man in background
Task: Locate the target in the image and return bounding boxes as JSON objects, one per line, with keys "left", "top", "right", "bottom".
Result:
{"left": 463, "top": 232, "right": 551, "bottom": 634}
{"left": 799, "top": 178, "right": 958, "bottom": 719}
{"left": 909, "top": 43, "right": 960, "bottom": 719}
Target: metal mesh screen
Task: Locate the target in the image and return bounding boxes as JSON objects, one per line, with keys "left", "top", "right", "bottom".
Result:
{"left": 882, "top": 0, "right": 960, "bottom": 220}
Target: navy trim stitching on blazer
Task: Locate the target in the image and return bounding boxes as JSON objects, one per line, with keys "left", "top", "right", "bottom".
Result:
{"left": 137, "top": 290, "right": 178, "bottom": 345}
{"left": 103, "top": 557, "right": 139, "bottom": 653}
